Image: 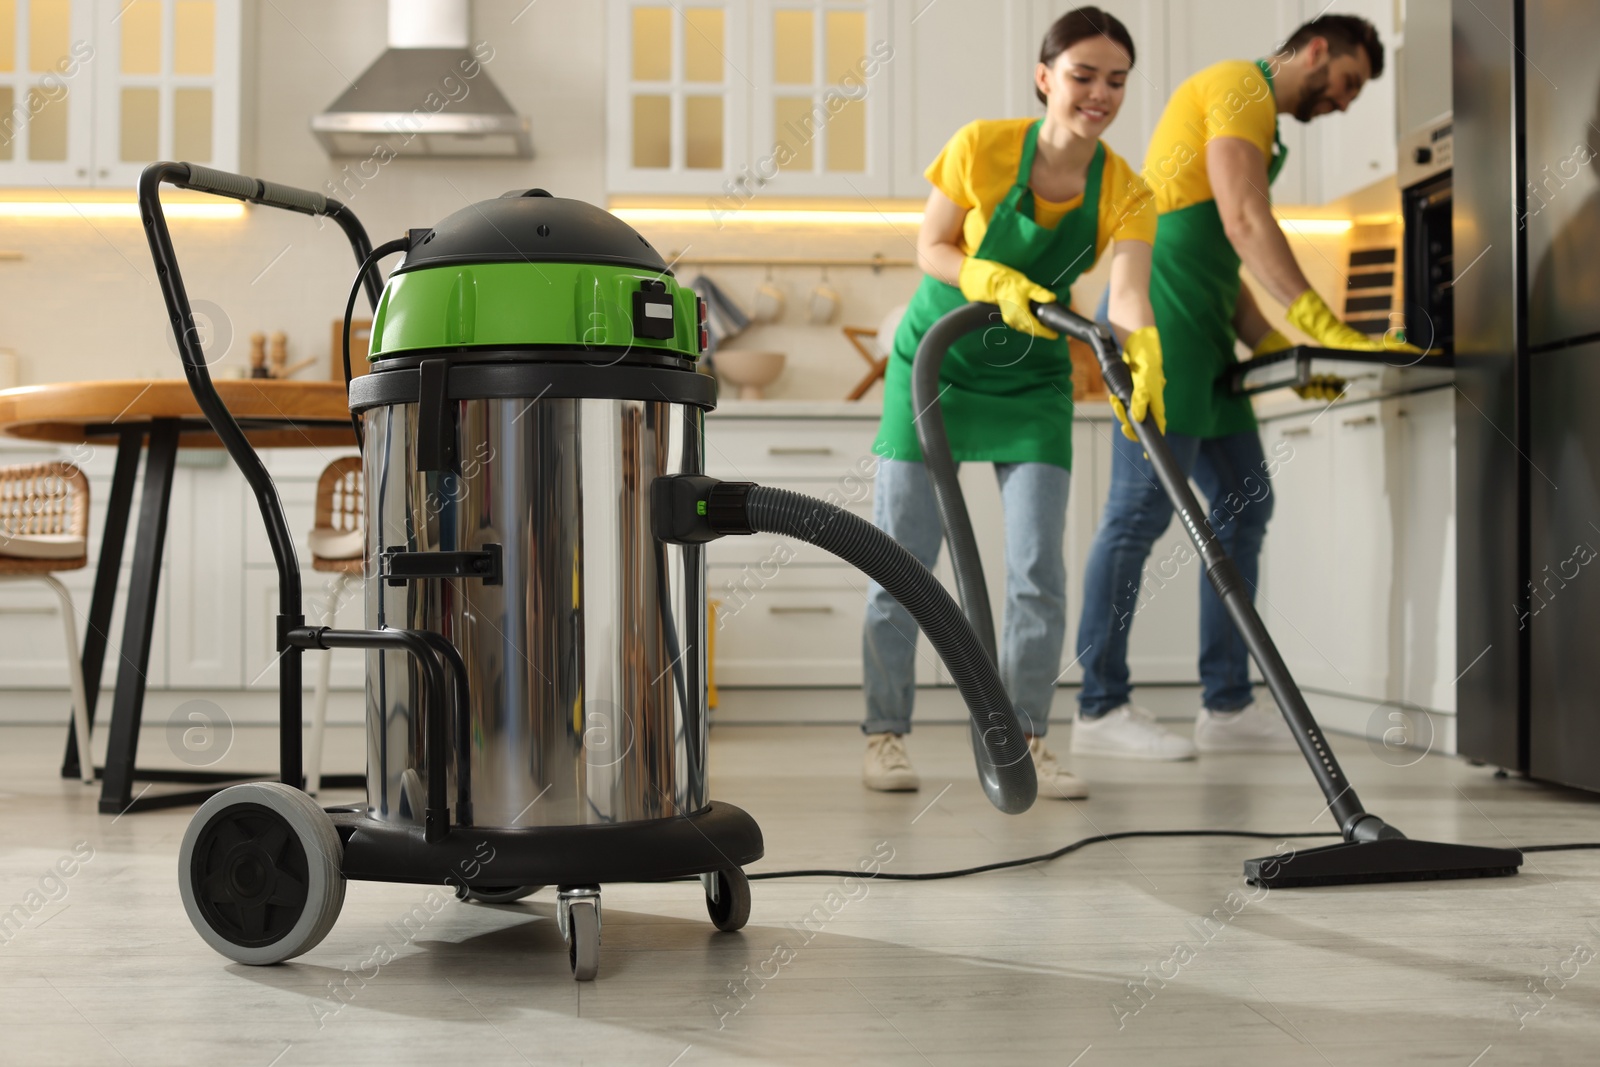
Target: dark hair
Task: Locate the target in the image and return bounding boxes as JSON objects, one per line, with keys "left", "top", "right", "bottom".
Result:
{"left": 1283, "top": 14, "right": 1385, "bottom": 78}
{"left": 1035, "top": 7, "right": 1136, "bottom": 106}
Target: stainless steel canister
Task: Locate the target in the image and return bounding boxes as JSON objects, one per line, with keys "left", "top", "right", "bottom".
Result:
{"left": 362, "top": 394, "right": 707, "bottom": 830}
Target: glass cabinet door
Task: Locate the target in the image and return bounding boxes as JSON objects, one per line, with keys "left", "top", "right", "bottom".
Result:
{"left": 607, "top": 0, "right": 749, "bottom": 195}
{"left": 0, "top": 0, "right": 95, "bottom": 185}
{"left": 92, "top": 0, "right": 239, "bottom": 187}
{"left": 752, "top": 0, "right": 890, "bottom": 197}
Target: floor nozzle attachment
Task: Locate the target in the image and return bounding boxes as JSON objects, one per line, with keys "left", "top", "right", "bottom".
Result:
{"left": 1244, "top": 838, "right": 1523, "bottom": 888}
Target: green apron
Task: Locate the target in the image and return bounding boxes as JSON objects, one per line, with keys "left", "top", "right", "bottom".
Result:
{"left": 1150, "top": 58, "right": 1287, "bottom": 439}
{"left": 873, "top": 125, "right": 1103, "bottom": 470}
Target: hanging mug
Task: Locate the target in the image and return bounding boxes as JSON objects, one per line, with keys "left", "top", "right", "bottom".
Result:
{"left": 808, "top": 278, "right": 841, "bottom": 325}
{"left": 753, "top": 278, "right": 786, "bottom": 324}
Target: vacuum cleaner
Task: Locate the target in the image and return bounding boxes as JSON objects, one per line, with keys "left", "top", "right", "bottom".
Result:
{"left": 910, "top": 301, "right": 1524, "bottom": 889}
{"left": 139, "top": 164, "right": 1034, "bottom": 979}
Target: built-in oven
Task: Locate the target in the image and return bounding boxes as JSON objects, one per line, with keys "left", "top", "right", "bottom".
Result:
{"left": 1399, "top": 112, "right": 1454, "bottom": 353}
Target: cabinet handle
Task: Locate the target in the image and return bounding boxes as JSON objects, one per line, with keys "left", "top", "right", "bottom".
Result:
{"left": 1341, "top": 414, "right": 1378, "bottom": 428}
{"left": 1280, "top": 426, "right": 1313, "bottom": 437}
{"left": 768, "top": 604, "right": 834, "bottom": 614}
{"left": 0, "top": 604, "right": 56, "bottom": 615}
{"left": 767, "top": 446, "right": 833, "bottom": 456}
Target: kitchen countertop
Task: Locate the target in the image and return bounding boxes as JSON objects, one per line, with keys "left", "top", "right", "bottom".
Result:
{"left": 707, "top": 397, "right": 1119, "bottom": 419}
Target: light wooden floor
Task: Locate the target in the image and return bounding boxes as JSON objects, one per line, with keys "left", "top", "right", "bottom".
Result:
{"left": 2, "top": 719, "right": 1599, "bottom": 1066}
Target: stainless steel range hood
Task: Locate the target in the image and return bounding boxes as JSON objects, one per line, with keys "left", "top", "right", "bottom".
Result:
{"left": 312, "top": 0, "right": 531, "bottom": 159}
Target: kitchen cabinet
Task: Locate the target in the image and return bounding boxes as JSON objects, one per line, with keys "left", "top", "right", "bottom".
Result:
{"left": 1258, "top": 387, "right": 1458, "bottom": 716}
{"left": 0, "top": 0, "right": 242, "bottom": 188}
{"left": 1396, "top": 386, "right": 1455, "bottom": 711}
{"left": 605, "top": 0, "right": 750, "bottom": 196}
{"left": 1311, "top": 0, "right": 1398, "bottom": 203}
{"left": 608, "top": 0, "right": 1399, "bottom": 206}
{"left": 606, "top": 0, "right": 892, "bottom": 198}
{"left": 701, "top": 406, "right": 1195, "bottom": 692}
{"left": 1164, "top": 0, "right": 1318, "bottom": 205}
{"left": 0, "top": 0, "right": 94, "bottom": 184}
{"left": 165, "top": 455, "right": 245, "bottom": 688}
{"left": 885, "top": 0, "right": 1032, "bottom": 199}
{"left": 752, "top": 0, "right": 893, "bottom": 197}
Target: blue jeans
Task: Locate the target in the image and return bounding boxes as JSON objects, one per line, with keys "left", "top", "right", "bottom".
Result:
{"left": 1075, "top": 426, "right": 1274, "bottom": 716}
{"left": 863, "top": 458, "right": 1071, "bottom": 737}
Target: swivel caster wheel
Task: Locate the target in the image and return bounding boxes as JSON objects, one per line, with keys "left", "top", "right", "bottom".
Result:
{"left": 178, "top": 782, "right": 345, "bottom": 965}
{"left": 458, "top": 885, "right": 544, "bottom": 905}
{"left": 557, "top": 886, "right": 601, "bottom": 981}
{"left": 703, "top": 867, "right": 751, "bottom": 932}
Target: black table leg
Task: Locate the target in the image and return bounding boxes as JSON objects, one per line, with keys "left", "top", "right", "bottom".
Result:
{"left": 62, "top": 427, "right": 143, "bottom": 779}
{"left": 97, "top": 420, "right": 180, "bottom": 814}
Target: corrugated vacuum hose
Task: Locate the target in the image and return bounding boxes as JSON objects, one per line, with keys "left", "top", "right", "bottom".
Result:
{"left": 654, "top": 477, "right": 1037, "bottom": 814}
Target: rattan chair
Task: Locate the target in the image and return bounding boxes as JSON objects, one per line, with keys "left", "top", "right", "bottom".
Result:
{"left": 0, "top": 462, "right": 94, "bottom": 783}
{"left": 306, "top": 456, "right": 364, "bottom": 795}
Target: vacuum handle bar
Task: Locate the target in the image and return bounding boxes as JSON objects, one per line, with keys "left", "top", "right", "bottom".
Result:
{"left": 178, "top": 163, "right": 331, "bottom": 217}
{"left": 1027, "top": 300, "right": 1389, "bottom": 842}
{"left": 139, "top": 161, "right": 382, "bottom": 795}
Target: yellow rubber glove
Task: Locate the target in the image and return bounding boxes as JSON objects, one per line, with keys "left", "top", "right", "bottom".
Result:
{"left": 1109, "top": 326, "right": 1166, "bottom": 441}
{"left": 1252, "top": 329, "right": 1294, "bottom": 356}
{"left": 958, "top": 257, "right": 1059, "bottom": 339}
{"left": 1254, "top": 328, "right": 1347, "bottom": 400}
{"left": 1286, "top": 289, "right": 1422, "bottom": 354}
{"left": 1294, "top": 374, "right": 1347, "bottom": 402}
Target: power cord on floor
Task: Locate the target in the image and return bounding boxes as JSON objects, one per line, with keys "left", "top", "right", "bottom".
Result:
{"left": 743, "top": 830, "right": 1600, "bottom": 881}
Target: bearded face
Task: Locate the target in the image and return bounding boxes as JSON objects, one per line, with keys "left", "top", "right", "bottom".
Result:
{"left": 1293, "top": 66, "right": 1333, "bottom": 122}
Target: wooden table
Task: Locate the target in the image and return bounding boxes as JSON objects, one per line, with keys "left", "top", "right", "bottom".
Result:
{"left": 0, "top": 379, "right": 358, "bottom": 813}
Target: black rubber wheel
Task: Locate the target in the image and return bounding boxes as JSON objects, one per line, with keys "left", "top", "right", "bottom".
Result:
{"left": 459, "top": 885, "right": 543, "bottom": 904}
{"left": 705, "top": 867, "right": 751, "bottom": 932}
{"left": 567, "top": 900, "right": 600, "bottom": 981}
{"left": 178, "top": 782, "right": 345, "bottom": 965}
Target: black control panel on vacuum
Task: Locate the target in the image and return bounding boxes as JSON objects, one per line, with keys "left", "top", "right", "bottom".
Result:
{"left": 634, "top": 279, "right": 677, "bottom": 340}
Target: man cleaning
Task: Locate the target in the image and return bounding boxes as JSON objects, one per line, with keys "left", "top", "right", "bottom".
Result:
{"left": 1071, "top": 14, "right": 1413, "bottom": 760}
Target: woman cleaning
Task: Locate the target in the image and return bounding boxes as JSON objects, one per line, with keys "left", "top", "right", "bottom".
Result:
{"left": 862, "top": 6, "right": 1164, "bottom": 800}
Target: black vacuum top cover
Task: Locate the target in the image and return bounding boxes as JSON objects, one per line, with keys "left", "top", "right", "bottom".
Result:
{"left": 394, "top": 189, "right": 670, "bottom": 274}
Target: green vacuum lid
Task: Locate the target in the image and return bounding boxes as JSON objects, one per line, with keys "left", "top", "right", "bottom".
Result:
{"left": 394, "top": 189, "right": 668, "bottom": 274}
{"left": 370, "top": 190, "right": 706, "bottom": 360}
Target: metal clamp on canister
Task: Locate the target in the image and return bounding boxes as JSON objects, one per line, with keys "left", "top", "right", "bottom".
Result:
{"left": 380, "top": 544, "right": 503, "bottom": 586}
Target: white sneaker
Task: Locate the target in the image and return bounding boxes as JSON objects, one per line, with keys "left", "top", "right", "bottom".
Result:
{"left": 1070, "top": 704, "right": 1198, "bottom": 761}
{"left": 863, "top": 733, "right": 920, "bottom": 791}
{"left": 1029, "top": 737, "right": 1089, "bottom": 799}
{"left": 1194, "top": 701, "right": 1298, "bottom": 753}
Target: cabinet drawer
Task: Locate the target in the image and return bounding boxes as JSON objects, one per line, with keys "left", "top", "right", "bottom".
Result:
{"left": 710, "top": 565, "right": 871, "bottom": 687}
{"left": 704, "top": 420, "right": 880, "bottom": 480}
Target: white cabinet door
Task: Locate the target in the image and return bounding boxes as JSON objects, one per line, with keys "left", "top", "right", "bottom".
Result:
{"left": 1058, "top": 417, "right": 1101, "bottom": 684}
{"left": 1396, "top": 387, "right": 1455, "bottom": 712}
{"left": 244, "top": 566, "right": 366, "bottom": 691}
{"left": 606, "top": 0, "right": 752, "bottom": 196}
{"left": 751, "top": 0, "right": 893, "bottom": 198}
{"left": 1164, "top": 0, "right": 1317, "bottom": 205}
{"left": 164, "top": 456, "right": 244, "bottom": 688}
{"left": 1327, "top": 398, "right": 1401, "bottom": 702}
{"left": 1079, "top": 414, "right": 1202, "bottom": 683}
{"left": 887, "top": 0, "right": 1033, "bottom": 199}
{"left": 0, "top": 0, "right": 95, "bottom": 185}
{"left": 91, "top": 0, "right": 241, "bottom": 187}
{"left": 1258, "top": 411, "right": 1338, "bottom": 690}
{"left": 1312, "top": 0, "right": 1398, "bottom": 203}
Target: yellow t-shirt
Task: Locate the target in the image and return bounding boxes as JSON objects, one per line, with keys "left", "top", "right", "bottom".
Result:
{"left": 1142, "top": 59, "right": 1279, "bottom": 215}
{"left": 924, "top": 118, "right": 1155, "bottom": 259}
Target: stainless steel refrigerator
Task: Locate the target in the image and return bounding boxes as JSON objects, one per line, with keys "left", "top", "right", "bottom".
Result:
{"left": 1454, "top": 0, "right": 1600, "bottom": 789}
